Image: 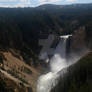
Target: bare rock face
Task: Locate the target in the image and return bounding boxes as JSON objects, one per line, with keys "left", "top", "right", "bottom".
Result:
{"left": 85, "top": 25, "right": 92, "bottom": 50}
{"left": 70, "top": 27, "right": 87, "bottom": 52}
{"left": 0, "top": 50, "right": 40, "bottom": 92}
{"left": 65, "top": 26, "right": 90, "bottom": 62}
{"left": 67, "top": 27, "right": 88, "bottom": 59}
{"left": 0, "top": 72, "right": 29, "bottom": 92}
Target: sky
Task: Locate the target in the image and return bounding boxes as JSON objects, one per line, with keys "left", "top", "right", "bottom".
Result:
{"left": 0, "top": 0, "right": 92, "bottom": 7}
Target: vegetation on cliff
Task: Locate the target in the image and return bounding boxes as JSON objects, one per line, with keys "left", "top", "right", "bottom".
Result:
{"left": 0, "top": 4, "right": 92, "bottom": 66}
{"left": 51, "top": 52, "right": 92, "bottom": 92}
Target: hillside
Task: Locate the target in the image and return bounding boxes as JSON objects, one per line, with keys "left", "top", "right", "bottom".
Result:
{"left": 51, "top": 52, "right": 92, "bottom": 92}
{"left": 0, "top": 4, "right": 92, "bottom": 65}
{"left": 0, "top": 50, "right": 40, "bottom": 92}
{"left": 0, "top": 71, "right": 28, "bottom": 92}
{"left": 0, "top": 3, "right": 92, "bottom": 92}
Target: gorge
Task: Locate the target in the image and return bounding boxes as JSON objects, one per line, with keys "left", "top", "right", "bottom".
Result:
{"left": 37, "top": 35, "right": 79, "bottom": 92}
{"left": 0, "top": 3, "right": 92, "bottom": 92}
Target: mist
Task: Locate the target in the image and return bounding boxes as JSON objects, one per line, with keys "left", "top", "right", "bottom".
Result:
{"left": 37, "top": 35, "right": 88, "bottom": 92}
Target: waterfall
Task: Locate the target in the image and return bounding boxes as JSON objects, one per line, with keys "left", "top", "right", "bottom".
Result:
{"left": 37, "top": 35, "right": 72, "bottom": 92}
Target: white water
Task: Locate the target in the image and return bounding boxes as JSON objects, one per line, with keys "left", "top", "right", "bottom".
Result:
{"left": 37, "top": 35, "right": 72, "bottom": 92}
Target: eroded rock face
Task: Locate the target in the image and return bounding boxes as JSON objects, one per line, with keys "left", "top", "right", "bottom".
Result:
{"left": 70, "top": 27, "right": 87, "bottom": 55}
{"left": 0, "top": 72, "right": 29, "bottom": 92}
{"left": 85, "top": 25, "right": 92, "bottom": 50}
{"left": 0, "top": 50, "right": 40, "bottom": 92}
{"left": 64, "top": 26, "right": 88, "bottom": 61}
{"left": 65, "top": 26, "right": 91, "bottom": 62}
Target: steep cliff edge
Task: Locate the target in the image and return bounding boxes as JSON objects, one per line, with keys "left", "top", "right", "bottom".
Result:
{"left": 51, "top": 52, "right": 92, "bottom": 92}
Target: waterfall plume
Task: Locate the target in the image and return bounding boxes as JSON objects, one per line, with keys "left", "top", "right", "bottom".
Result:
{"left": 37, "top": 35, "right": 72, "bottom": 92}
